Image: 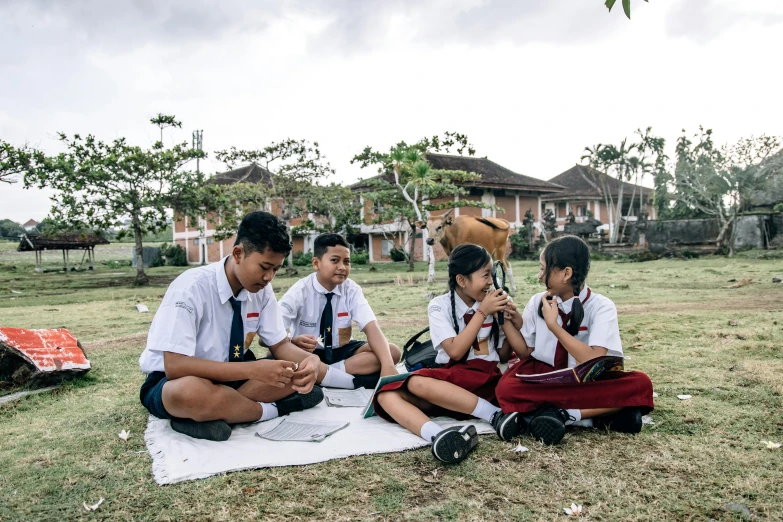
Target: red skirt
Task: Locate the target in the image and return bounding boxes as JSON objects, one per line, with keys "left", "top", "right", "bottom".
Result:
{"left": 372, "top": 358, "right": 502, "bottom": 423}
{"left": 496, "top": 356, "right": 654, "bottom": 414}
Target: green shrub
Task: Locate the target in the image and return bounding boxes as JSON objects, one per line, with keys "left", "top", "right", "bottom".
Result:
{"left": 292, "top": 251, "right": 313, "bottom": 266}
{"left": 389, "top": 247, "right": 406, "bottom": 262}
{"left": 351, "top": 251, "right": 369, "bottom": 265}
{"left": 160, "top": 243, "right": 188, "bottom": 266}
{"left": 509, "top": 233, "right": 530, "bottom": 260}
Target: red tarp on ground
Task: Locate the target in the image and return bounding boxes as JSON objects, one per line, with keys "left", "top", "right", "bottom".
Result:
{"left": 0, "top": 328, "right": 90, "bottom": 385}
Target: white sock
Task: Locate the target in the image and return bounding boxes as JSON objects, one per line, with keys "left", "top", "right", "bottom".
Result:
{"left": 571, "top": 418, "right": 594, "bottom": 428}
{"left": 565, "top": 408, "right": 582, "bottom": 425}
{"left": 259, "top": 402, "right": 279, "bottom": 422}
{"left": 330, "top": 360, "right": 346, "bottom": 373}
{"left": 321, "top": 366, "right": 355, "bottom": 389}
{"left": 420, "top": 421, "right": 443, "bottom": 442}
{"left": 471, "top": 398, "right": 501, "bottom": 422}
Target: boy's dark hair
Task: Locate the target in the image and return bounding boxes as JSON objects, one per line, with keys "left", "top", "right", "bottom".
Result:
{"left": 234, "top": 211, "right": 292, "bottom": 257}
{"left": 313, "top": 233, "right": 349, "bottom": 259}
{"left": 446, "top": 243, "right": 499, "bottom": 357}
{"left": 537, "top": 235, "right": 591, "bottom": 336}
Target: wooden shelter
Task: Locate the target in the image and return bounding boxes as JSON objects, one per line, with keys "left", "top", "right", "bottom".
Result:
{"left": 17, "top": 233, "right": 109, "bottom": 272}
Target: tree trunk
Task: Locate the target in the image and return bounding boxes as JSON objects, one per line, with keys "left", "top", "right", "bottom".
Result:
{"left": 423, "top": 226, "right": 435, "bottom": 283}
{"left": 613, "top": 174, "right": 625, "bottom": 243}
{"left": 132, "top": 219, "right": 149, "bottom": 286}
{"left": 407, "top": 223, "right": 415, "bottom": 272}
{"left": 620, "top": 175, "right": 638, "bottom": 241}
{"left": 715, "top": 216, "right": 733, "bottom": 255}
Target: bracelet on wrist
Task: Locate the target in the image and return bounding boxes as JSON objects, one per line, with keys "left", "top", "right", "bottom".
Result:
{"left": 476, "top": 308, "right": 487, "bottom": 319}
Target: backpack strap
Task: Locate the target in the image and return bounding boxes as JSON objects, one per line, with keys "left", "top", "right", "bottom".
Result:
{"left": 402, "top": 326, "right": 431, "bottom": 359}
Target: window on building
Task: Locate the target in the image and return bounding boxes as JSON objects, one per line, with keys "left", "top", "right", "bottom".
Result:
{"left": 577, "top": 205, "right": 587, "bottom": 217}
{"left": 207, "top": 238, "right": 214, "bottom": 245}
{"left": 193, "top": 238, "right": 199, "bottom": 245}
{"left": 372, "top": 201, "right": 385, "bottom": 215}
{"left": 381, "top": 239, "right": 394, "bottom": 256}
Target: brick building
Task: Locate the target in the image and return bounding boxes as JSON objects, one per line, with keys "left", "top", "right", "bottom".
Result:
{"left": 351, "top": 153, "right": 563, "bottom": 262}
{"left": 544, "top": 164, "right": 656, "bottom": 238}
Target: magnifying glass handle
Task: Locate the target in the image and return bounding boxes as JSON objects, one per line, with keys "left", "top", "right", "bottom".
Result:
{"left": 497, "top": 311, "right": 504, "bottom": 325}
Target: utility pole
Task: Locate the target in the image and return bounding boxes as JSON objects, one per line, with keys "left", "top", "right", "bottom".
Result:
{"left": 192, "top": 130, "right": 206, "bottom": 264}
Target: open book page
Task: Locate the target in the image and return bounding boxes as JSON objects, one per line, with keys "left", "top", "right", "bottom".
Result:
{"left": 324, "top": 387, "right": 374, "bottom": 408}
{"left": 255, "top": 418, "right": 350, "bottom": 442}
{"left": 516, "top": 356, "right": 625, "bottom": 384}
{"left": 362, "top": 372, "right": 410, "bottom": 419}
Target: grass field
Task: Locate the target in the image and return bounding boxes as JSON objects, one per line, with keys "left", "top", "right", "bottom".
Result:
{"left": 1, "top": 242, "right": 782, "bottom": 521}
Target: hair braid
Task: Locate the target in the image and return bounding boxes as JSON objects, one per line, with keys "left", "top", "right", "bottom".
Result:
{"left": 450, "top": 287, "right": 460, "bottom": 334}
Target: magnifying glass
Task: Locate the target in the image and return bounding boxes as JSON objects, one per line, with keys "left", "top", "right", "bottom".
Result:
{"left": 491, "top": 260, "right": 506, "bottom": 325}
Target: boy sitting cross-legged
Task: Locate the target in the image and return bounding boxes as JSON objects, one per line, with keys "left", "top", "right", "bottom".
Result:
{"left": 278, "top": 233, "right": 401, "bottom": 389}
{"left": 138, "top": 211, "right": 323, "bottom": 442}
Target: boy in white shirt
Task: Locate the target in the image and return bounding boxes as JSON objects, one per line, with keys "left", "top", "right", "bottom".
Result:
{"left": 138, "top": 212, "right": 323, "bottom": 441}
{"left": 278, "top": 233, "right": 401, "bottom": 389}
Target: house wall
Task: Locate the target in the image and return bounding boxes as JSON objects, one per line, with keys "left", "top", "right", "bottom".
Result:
{"left": 495, "top": 195, "right": 517, "bottom": 222}
{"left": 459, "top": 195, "right": 482, "bottom": 217}
{"left": 292, "top": 237, "right": 305, "bottom": 253}
{"left": 518, "top": 197, "right": 538, "bottom": 222}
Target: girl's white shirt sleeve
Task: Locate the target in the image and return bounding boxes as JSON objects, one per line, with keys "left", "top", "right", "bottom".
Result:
{"left": 428, "top": 296, "right": 457, "bottom": 352}
{"left": 586, "top": 297, "right": 623, "bottom": 357}
{"left": 520, "top": 294, "right": 541, "bottom": 348}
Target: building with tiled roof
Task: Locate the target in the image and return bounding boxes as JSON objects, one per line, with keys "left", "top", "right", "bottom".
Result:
{"left": 544, "top": 164, "right": 656, "bottom": 236}
{"left": 352, "top": 153, "right": 563, "bottom": 262}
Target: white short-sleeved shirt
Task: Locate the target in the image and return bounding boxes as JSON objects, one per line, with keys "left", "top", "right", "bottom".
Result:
{"left": 138, "top": 256, "right": 288, "bottom": 374}
{"left": 278, "top": 273, "right": 377, "bottom": 349}
{"left": 520, "top": 285, "right": 623, "bottom": 368}
{"left": 428, "top": 292, "right": 505, "bottom": 364}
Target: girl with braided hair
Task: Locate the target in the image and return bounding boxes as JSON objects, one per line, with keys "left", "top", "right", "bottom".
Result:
{"left": 373, "top": 244, "right": 528, "bottom": 464}
{"left": 493, "top": 235, "right": 654, "bottom": 446}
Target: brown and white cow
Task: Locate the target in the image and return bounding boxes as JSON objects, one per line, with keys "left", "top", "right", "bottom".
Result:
{"left": 424, "top": 209, "right": 517, "bottom": 295}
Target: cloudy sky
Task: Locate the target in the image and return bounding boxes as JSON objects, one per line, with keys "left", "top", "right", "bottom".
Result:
{"left": 1, "top": 0, "right": 782, "bottom": 223}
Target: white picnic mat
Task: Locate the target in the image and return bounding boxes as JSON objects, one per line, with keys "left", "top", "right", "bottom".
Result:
{"left": 144, "top": 392, "right": 494, "bottom": 485}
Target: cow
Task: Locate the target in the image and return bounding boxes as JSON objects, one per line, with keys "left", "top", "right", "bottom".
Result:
{"left": 424, "top": 209, "right": 517, "bottom": 295}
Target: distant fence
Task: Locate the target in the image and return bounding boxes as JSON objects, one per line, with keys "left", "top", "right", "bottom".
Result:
{"left": 645, "top": 214, "right": 781, "bottom": 254}
{"left": 131, "top": 247, "right": 161, "bottom": 268}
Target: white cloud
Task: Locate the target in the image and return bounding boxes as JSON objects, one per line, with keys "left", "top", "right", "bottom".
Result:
{"left": 1, "top": 0, "right": 782, "bottom": 224}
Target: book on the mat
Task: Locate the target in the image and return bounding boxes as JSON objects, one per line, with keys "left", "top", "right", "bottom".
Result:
{"left": 516, "top": 355, "right": 625, "bottom": 384}
{"left": 362, "top": 372, "right": 410, "bottom": 419}
{"left": 324, "top": 387, "right": 374, "bottom": 408}
{"left": 255, "top": 418, "right": 350, "bottom": 442}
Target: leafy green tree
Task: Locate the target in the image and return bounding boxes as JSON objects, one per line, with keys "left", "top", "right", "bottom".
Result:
{"left": 0, "top": 140, "right": 34, "bottom": 184}
{"left": 582, "top": 128, "right": 666, "bottom": 243}
{"left": 22, "top": 117, "right": 205, "bottom": 285}
{"left": 213, "top": 139, "right": 335, "bottom": 269}
{"left": 0, "top": 219, "right": 25, "bottom": 240}
{"left": 352, "top": 132, "right": 488, "bottom": 281}
{"left": 671, "top": 127, "right": 781, "bottom": 255}
{"left": 150, "top": 114, "right": 182, "bottom": 146}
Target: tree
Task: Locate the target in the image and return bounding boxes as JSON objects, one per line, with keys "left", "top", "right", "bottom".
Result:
{"left": 0, "top": 140, "right": 34, "bottom": 184}
{"left": 213, "top": 139, "right": 335, "bottom": 269}
{"left": 150, "top": 114, "right": 182, "bottom": 146}
{"left": 299, "top": 183, "right": 362, "bottom": 237}
{"left": 0, "top": 219, "right": 25, "bottom": 240}
{"left": 670, "top": 127, "right": 781, "bottom": 256}
{"left": 351, "top": 132, "right": 488, "bottom": 281}
{"left": 605, "top": 0, "right": 648, "bottom": 19}
{"left": 22, "top": 117, "right": 205, "bottom": 285}
{"left": 581, "top": 128, "right": 666, "bottom": 243}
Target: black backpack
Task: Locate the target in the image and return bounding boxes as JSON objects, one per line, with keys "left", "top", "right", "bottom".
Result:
{"left": 401, "top": 327, "right": 443, "bottom": 372}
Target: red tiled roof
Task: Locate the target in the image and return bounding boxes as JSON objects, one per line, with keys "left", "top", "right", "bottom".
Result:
{"left": 542, "top": 164, "right": 652, "bottom": 202}
{"left": 352, "top": 153, "right": 563, "bottom": 193}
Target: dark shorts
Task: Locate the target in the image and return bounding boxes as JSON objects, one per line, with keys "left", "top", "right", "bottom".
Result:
{"left": 314, "top": 339, "right": 367, "bottom": 365}
{"left": 139, "top": 350, "right": 263, "bottom": 420}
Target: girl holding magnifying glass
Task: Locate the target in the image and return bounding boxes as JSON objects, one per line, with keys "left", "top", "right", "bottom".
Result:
{"left": 371, "top": 243, "right": 527, "bottom": 464}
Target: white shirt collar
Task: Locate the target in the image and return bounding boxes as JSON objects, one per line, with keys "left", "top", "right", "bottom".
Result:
{"left": 217, "top": 256, "right": 248, "bottom": 304}
{"left": 452, "top": 293, "right": 481, "bottom": 318}
{"left": 557, "top": 285, "right": 591, "bottom": 314}
{"left": 311, "top": 273, "right": 343, "bottom": 296}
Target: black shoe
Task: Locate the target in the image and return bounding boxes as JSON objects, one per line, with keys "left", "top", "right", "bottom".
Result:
{"left": 528, "top": 406, "right": 571, "bottom": 446}
{"left": 275, "top": 385, "right": 324, "bottom": 416}
{"left": 431, "top": 425, "right": 479, "bottom": 464}
{"left": 593, "top": 407, "right": 643, "bottom": 434}
{"left": 170, "top": 419, "right": 232, "bottom": 441}
{"left": 352, "top": 372, "right": 381, "bottom": 389}
{"left": 491, "top": 411, "right": 523, "bottom": 441}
